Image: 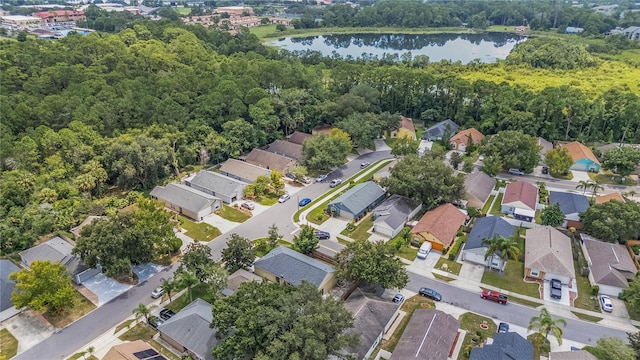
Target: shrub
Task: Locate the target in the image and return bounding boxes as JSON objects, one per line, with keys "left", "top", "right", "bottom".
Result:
{"left": 592, "top": 285, "right": 600, "bottom": 296}
{"left": 448, "top": 238, "right": 464, "bottom": 260}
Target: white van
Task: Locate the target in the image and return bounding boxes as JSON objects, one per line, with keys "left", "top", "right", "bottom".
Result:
{"left": 417, "top": 242, "right": 432, "bottom": 259}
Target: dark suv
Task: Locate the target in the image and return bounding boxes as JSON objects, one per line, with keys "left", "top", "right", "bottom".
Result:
{"left": 159, "top": 309, "right": 176, "bottom": 320}
{"left": 147, "top": 315, "right": 164, "bottom": 330}
{"left": 550, "top": 279, "right": 562, "bottom": 299}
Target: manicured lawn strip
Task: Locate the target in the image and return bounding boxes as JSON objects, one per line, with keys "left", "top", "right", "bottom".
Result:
{"left": 571, "top": 311, "right": 602, "bottom": 323}
{"left": 119, "top": 323, "right": 179, "bottom": 360}
{"left": 68, "top": 354, "right": 98, "bottom": 360}
{"left": 458, "top": 312, "right": 498, "bottom": 359}
{"left": 336, "top": 236, "right": 351, "bottom": 246}
{"left": 573, "top": 261, "right": 600, "bottom": 312}
{"left": 386, "top": 227, "right": 418, "bottom": 261}
{"left": 175, "top": 7, "right": 191, "bottom": 15}
{"left": 481, "top": 261, "right": 540, "bottom": 298}
{"left": 165, "top": 283, "right": 216, "bottom": 312}
{"left": 177, "top": 215, "right": 221, "bottom": 241}
{"left": 435, "top": 257, "right": 462, "bottom": 275}
{"left": 216, "top": 205, "right": 250, "bottom": 223}
{"left": 114, "top": 319, "right": 135, "bottom": 334}
{"left": 377, "top": 295, "right": 435, "bottom": 354}
{"left": 43, "top": 290, "right": 96, "bottom": 328}
{"left": 257, "top": 193, "right": 280, "bottom": 206}
{"left": 340, "top": 215, "right": 373, "bottom": 241}
{"left": 0, "top": 328, "right": 18, "bottom": 359}
{"left": 490, "top": 193, "right": 503, "bottom": 215}
{"left": 249, "top": 24, "right": 277, "bottom": 38}
{"left": 588, "top": 172, "right": 636, "bottom": 186}
{"left": 433, "top": 273, "right": 456, "bottom": 282}
{"left": 481, "top": 195, "right": 495, "bottom": 214}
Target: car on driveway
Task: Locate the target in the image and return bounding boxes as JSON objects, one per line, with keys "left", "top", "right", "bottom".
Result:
{"left": 316, "top": 174, "right": 328, "bottom": 182}
{"left": 299, "top": 197, "right": 312, "bottom": 206}
{"left": 147, "top": 315, "right": 164, "bottom": 330}
{"left": 360, "top": 162, "right": 371, "bottom": 168}
{"left": 600, "top": 295, "right": 613, "bottom": 312}
{"left": 241, "top": 202, "right": 255, "bottom": 210}
{"left": 315, "top": 231, "right": 330, "bottom": 240}
{"left": 159, "top": 309, "right": 176, "bottom": 320}
{"left": 498, "top": 322, "right": 509, "bottom": 333}
{"left": 550, "top": 279, "right": 562, "bottom": 299}
{"left": 329, "top": 179, "right": 342, "bottom": 188}
{"left": 392, "top": 293, "right": 405, "bottom": 304}
{"left": 278, "top": 194, "right": 291, "bottom": 203}
{"left": 419, "top": 287, "right": 442, "bottom": 301}
{"left": 151, "top": 287, "right": 164, "bottom": 299}
{"left": 481, "top": 290, "right": 508, "bottom": 305}
{"left": 508, "top": 168, "right": 525, "bottom": 176}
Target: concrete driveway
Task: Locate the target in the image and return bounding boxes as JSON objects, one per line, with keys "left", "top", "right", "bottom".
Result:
{"left": 459, "top": 261, "right": 485, "bottom": 283}
{"left": 542, "top": 279, "right": 572, "bottom": 306}
{"left": 1, "top": 312, "right": 55, "bottom": 353}
{"left": 81, "top": 263, "right": 165, "bottom": 306}
{"left": 317, "top": 217, "right": 349, "bottom": 241}
{"left": 571, "top": 170, "right": 592, "bottom": 183}
{"left": 408, "top": 251, "right": 441, "bottom": 274}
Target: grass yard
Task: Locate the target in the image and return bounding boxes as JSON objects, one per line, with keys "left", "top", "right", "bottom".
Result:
{"left": 490, "top": 193, "right": 503, "bottom": 215}
{"left": 177, "top": 215, "right": 221, "bottom": 241}
{"left": 375, "top": 295, "right": 435, "bottom": 355}
{"left": 588, "top": 172, "right": 636, "bottom": 186}
{"left": 0, "top": 328, "right": 18, "bottom": 359}
{"left": 340, "top": 215, "right": 373, "bottom": 241}
{"left": 435, "top": 257, "right": 462, "bottom": 275}
{"left": 481, "top": 195, "right": 495, "bottom": 214}
{"left": 165, "top": 283, "right": 216, "bottom": 312}
{"left": 433, "top": 273, "right": 456, "bottom": 282}
{"left": 573, "top": 261, "right": 601, "bottom": 312}
{"left": 43, "top": 290, "right": 96, "bottom": 328}
{"left": 458, "top": 312, "right": 498, "bottom": 359}
{"left": 336, "top": 236, "right": 351, "bottom": 246}
{"left": 386, "top": 227, "right": 418, "bottom": 261}
{"left": 481, "top": 261, "right": 540, "bottom": 298}
{"left": 119, "top": 323, "right": 179, "bottom": 360}
{"left": 508, "top": 296, "right": 542, "bottom": 308}
{"left": 257, "top": 193, "right": 280, "bottom": 206}
{"left": 571, "top": 311, "right": 602, "bottom": 322}
{"left": 216, "top": 205, "right": 250, "bottom": 223}
{"left": 115, "top": 319, "right": 135, "bottom": 334}
{"left": 250, "top": 24, "right": 278, "bottom": 38}
{"left": 175, "top": 7, "right": 191, "bottom": 15}
{"left": 253, "top": 237, "right": 292, "bottom": 257}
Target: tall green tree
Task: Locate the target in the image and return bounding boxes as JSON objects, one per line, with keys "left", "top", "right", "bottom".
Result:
{"left": 627, "top": 331, "right": 640, "bottom": 359}
{"left": 159, "top": 278, "right": 177, "bottom": 302}
{"left": 335, "top": 238, "right": 408, "bottom": 289}
{"left": 602, "top": 147, "right": 640, "bottom": 178}
{"left": 302, "top": 130, "right": 352, "bottom": 171}
{"left": 528, "top": 308, "right": 567, "bottom": 345}
{"left": 581, "top": 201, "right": 640, "bottom": 243}
{"left": 132, "top": 303, "right": 156, "bottom": 323}
{"left": 293, "top": 225, "right": 319, "bottom": 255}
{"left": 585, "top": 337, "right": 635, "bottom": 360}
{"left": 481, "top": 130, "right": 541, "bottom": 173}
{"left": 391, "top": 136, "right": 419, "bottom": 157}
{"left": 9, "top": 260, "right": 76, "bottom": 315}
{"left": 545, "top": 147, "right": 573, "bottom": 176}
{"left": 576, "top": 180, "right": 592, "bottom": 195}
{"left": 482, "top": 234, "right": 520, "bottom": 272}
{"left": 221, "top": 234, "right": 256, "bottom": 273}
{"left": 179, "top": 242, "right": 214, "bottom": 282}
{"left": 210, "top": 281, "right": 357, "bottom": 360}
{"left": 541, "top": 203, "right": 565, "bottom": 226}
{"left": 177, "top": 270, "right": 198, "bottom": 303}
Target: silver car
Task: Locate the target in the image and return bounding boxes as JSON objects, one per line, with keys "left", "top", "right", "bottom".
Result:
{"left": 278, "top": 194, "right": 291, "bottom": 203}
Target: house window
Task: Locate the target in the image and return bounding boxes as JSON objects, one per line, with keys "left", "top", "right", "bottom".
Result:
{"left": 530, "top": 268, "right": 539, "bottom": 277}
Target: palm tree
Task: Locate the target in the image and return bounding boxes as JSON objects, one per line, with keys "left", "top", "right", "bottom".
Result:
{"left": 575, "top": 180, "right": 591, "bottom": 195}
{"left": 590, "top": 180, "right": 604, "bottom": 199}
{"left": 160, "top": 278, "right": 177, "bottom": 302}
{"left": 482, "top": 234, "right": 521, "bottom": 272}
{"left": 178, "top": 270, "right": 198, "bottom": 303}
{"left": 528, "top": 307, "right": 567, "bottom": 345}
{"left": 132, "top": 303, "right": 156, "bottom": 323}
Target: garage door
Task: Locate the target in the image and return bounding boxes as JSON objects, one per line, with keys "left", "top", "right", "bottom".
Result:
{"left": 430, "top": 241, "right": 443, "bottom": 251}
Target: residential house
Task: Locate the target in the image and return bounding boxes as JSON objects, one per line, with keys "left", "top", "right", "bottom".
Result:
{"left": 245, "top": 148, "right": 297, "bottom": 174}
{"left": 312, "top": 125, "right": 333, "bottom": 136}
{"left": 1, "top": 260, "right": 20, "bottom": 320}
{"left": 342, "top": 288, "right": 401, "bottom": 360}
{"left": 222, "top": 268, "right": 263, "bottom": 296}
{"left": 372, "top": 195, "right": 421, "bottom": 238}
{"left": 410, "top": 203, "right": 467, "bottom": 252}
{"left": 501, "top": 181, "right": 539, "bottom": 222}
{"left": 327, "top": 181, "right": 386, "bottom": 221}
{"left": 470, "top": 332, "right": 533, "bottom": 360}
{"left": 185, "top": 170, "right": 246, "bottom": 204}
{"left": 313, "top": 240, "right": 346, "bottom": 266}
{"left": 18, "top": 236, "right": 93, "bottom": 284}
{"left": 102, "top": 340, "right": 163, "bottom": 360}
{"left": 623, "top": 26, "right": 640, "bottom": 40}
{"left": 462, "top": 216, "right": 515, "bottom": 270}
{"left": 596, "top": 192, "right": 626, "bottom": 204}
{"left": 70, "top": 215, "right": 105, "bottom": 239}
{"left": 464, "top": 171, "right": 496, "bottom": 209}
{"left": 422, "top": 119, "right": 459, "bottom": 141}
{"left": 548, "top": 191, "right": 589, "bottom": 230}
{"left": 449, "top": 128, "right": 484, "bottom": 152}
{"left": 158, "top": 299, "right": 218, "bottom": 360}
{"left": 266, "top": 139, "right": 304, "bottom": 160}
{"left": 389, "top": 116, "right": 417, "bottom": 140}
{"left": 219, "top": 159, "right": 271, "bottom": 183}
{"left": 389, "top": 309, "right": 459, "bottom": 360}
{"left": 418, "top": 140, "right": 433, "bottom": 157}
{"left": 580, "top": 234, "right": 638, "bottom": 297}
{"left": 549, "top": 350, "right": 598, "bottom": 360}
{"left": 32, "top": 10, "right": 85, "bottom": 23}
{"left": 561, "top": 142, "right": 601, "bottom": 172}
{"left": 150, "top": 183, "right": 222, "bottom": 221}
{"left": 287, "top": 131, "right": 312, "bottom": 145}
{"left": 525, "top": 226, "right": 576, "bottom": 285}
{"left": 253, "top": 246, "right": 337, "bottom": 294}
{"left": 538, "top": 137, "right": 554, "bottom": 159}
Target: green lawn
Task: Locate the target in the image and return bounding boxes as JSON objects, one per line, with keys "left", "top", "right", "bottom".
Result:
{"left": 481, "top": 195, "right": 495, "bottom": 214}
{"left": 165, "top": 283, "right": 217, "bottom": 312}
{"left": 490, "top": 193, "right": 503, "bottom": 215}
{"left": 177, "top": 215, "right": 221, "bottom": 241}
{"left": 114, "top": 319, "right": 135, "bottom": 334}
{"left": 175, "top": 7, "right": 191, "bottom": 15}
{"left": 433, "top": 273, "right": 456, "bottom": 282}
{"left": 253, "top": 238, "right": 292, "bottom": 257}
{"left": 257, "top": 193, "right": 280, "bottom": 206}
{"left": 336, "top": 236, "right": 351, "bottom": 246}
{"left": 0, "top": 328, "right": 18, "bottom": 359}
{"left": 571, "top": 311, "right": 602, "bottom": 322}
{"left": 589, "top": 172, "right": 636, "bottom": 186}
{"left": 43, "top": 289, "right": 96, "bottom": 328}
{"left": 481, "top": 261, "right": 540, "bottom": 298}
{"left": 216, "top": 205, "right": 250, "bottom": 223}
{"left": 386, "top": 227, "right": 418, "bottom": 261}
{"left": 435, "top": 257, "right": 462, "bottom": 275}
{"left": 573, "top": 261, "right": 601, "bottom": 312}
{"left": 250, "top": 24, "right": 278, "bottom": 38}
{"left": 458, "top": 312, "right": 498, "bottom": 359}
{"left": 340, "top": 215, "right": 373, "bottom": 241}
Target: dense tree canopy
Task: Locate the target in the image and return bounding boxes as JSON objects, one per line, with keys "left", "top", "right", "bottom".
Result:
{"left": 602, "top": 146, "right": 640, "bottom": 177}
{"left": 481, "top": 131, "right": 541, "bottom": 173}
{"left": 581, "top": 201, "right": 640, "bottom": 243}
{"left": 9, "top": 260, "right": 76, "bottom": 315}
{"left": 335, "top": 238, "right": 408, "bottom": 289}
{"left": 220, "top": 234, "right": 256, "bottom": 273}
{"left": 506, "top": 38, "right": 598, "bottom": 70}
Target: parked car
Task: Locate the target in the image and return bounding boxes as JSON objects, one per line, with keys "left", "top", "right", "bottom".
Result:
{"left": 315, "top": 231, "right": 330, "bottom": 240}
{"left": 508, "top": 168, "right": 525, "bottom": 176}
{"left": 241, "top": 202, "right": 255, "bottom": 210}
{"left": 299, "top": 197, "right": 312, "bottom": 206}
{"left": 600, "top": 295, "right": 613, "bottom": 312}
{"left": 278, "top": 194, "right": 291, "bottom": 203}
{"left": 151, "top": 287, "right": 164, "bottom": 299}
{"left": 392, "top": 293, "right": 405, "bottom": 304}
{"left": 416, "top": 242, "right": 432, "bottom": 260}
{"left": 481, "top": 290, "right": 508, "bottom": 305}
{"left": 550, "top": 279, "right": 562, "bottom": 299}
{"left": 360, "top": 162, "right": 371, "bottom": 168}
{"left": 498, "top": 322, "right": 510, "bottom": 333}
{"left": 542, "top": 166, "right": 549, "bottom": 175}
{"left": 301, "top": 176, "right": 311, "bottom": 184}
{"left": 285, "top": 173, "right": 295, "bottom": 179}
{"left": 419, "top": 287, "right": 442, "bottom": 301}
{"left": 316, "top": 174, "right": 328, "bottom": 182}
{"left": 329, "top": 179, "right": 342, "bottom": 188}
{"left": 159, "top": 308, "right": 176, "bottom": 320}
{"left": 147, "top": 315, "right": 164, "bottom": 330}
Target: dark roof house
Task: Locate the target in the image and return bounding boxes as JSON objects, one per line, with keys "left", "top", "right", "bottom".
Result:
{"left": 245, "top": 148, "right": 296, "bottom": 174}
{"left": 549, "top": 191, "right": 589, "bottom": 229}
{"left": 470, "top": 332, "right": 533, "bottom": 360}
{"left": 390, "top": 309, "right": 459, "bottom": 360}
{"left": 372, "top": 195, "right": 421, "bottom": 238}
{"left": 580, "top": 234, "right": 638, "bottom": 296}
{"left": 19, "top": 236, "right": 85, "bottom": 277}
{"left": 185, "top": 170, "right": 246, "bottom": 204}
{"left": 219, "top": 158, "right": 271, "bottom": 183}
{"left": 150, "top": 183, "right": 222, "bottom": 221}
{"left": 266, "top": 140, "right": 304, "bottom": 160}
{"left": 462, "top": 216, "right": 514, "bottom": 269}
{"left": 288, "top": 131, "right": 312, "bottom": 145}
{"left": 422, "top": 120, "right": 459, "bottom": 141}
{"left": 464, "top": 171, "right": 496, "bottom": 209}
{"left": 223, "top": 268, "right": 263, "bottom": 296}
{"left": 158, "top": 298, "right": 218, "bottom": 360}
{"left": 0, "top": 260, "right": 20, "bottom": 313}
{"left": 328, "top": 181, "right": 386, "bottom": 221}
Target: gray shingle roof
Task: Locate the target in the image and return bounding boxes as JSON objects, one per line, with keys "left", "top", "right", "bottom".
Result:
{"left": 470, "top": 332, "right": 533, "bottom": 360}
{"left": 581, "top": 234, "right": 637, "bottom": 288}
{"left": 372, "top": 195, "right": 418, "bottom": 230}
{"left": 288, "top": 131, "right": 312, "bottom": 145}
{"left": 525, "top": 226, "right": 575, "bottom": 279}
{"left": 422, "top": 119, "right": 459, "bottom": 140}
{"left": 150, "top": 183, "right": 220, "bottom": 214}
{"left": 158, "top": 298, "right": 218, "bottom": 360}
{"left": 464, "top": 171, "right": 496, "bottom": 207}
{"left": 465, "top": 216, "right": 515, "bottom": 250}
{"left": 245, "top": 148, "right": 296, "bottom": 173}
{"left": 266, "top": 140, "right": 303, "bottom": 160}
{"left": 329, "top": 181, "right": 386, "bottom": 216}
{"left": 1, "top": 260, "right": 20, "bottom": 312}
{"left": 187, "top": 170, "right": 245, "bottom": 198}
{"left": 390, "top": 309, "right": 459, "bottom": 360}
{"left": 219, "top": 159, "right": 271, "bottom": 182}
{"left": 549, "top": 191, "right": 590, "bottom": 215}
{"left": 19, "top": 236, "right": 74, "bottom": 268}
{"left": 254, "top": 246, "right": 335, "bottom": 287}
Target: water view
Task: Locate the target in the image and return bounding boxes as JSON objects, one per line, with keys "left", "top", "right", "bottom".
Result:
{"left": 266, "top": 32, "right": 527, "bottom": 64}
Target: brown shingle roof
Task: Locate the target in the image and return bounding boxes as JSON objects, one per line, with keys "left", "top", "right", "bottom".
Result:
{"left": 525, "top": 226, "right": 575, "bottom": 279}
{"left": 596, "top": 192, "right": 626, "bottom": 204}
{"left": 245, "top": 149, "right": 296, "bottom": 173}
{"left": 288, "top": 131, "right": 312, "bottom": 145}
{"left": 450, "top": 128, "right": 484, "bottom": 146}
{"left": 464, "top": 171, "right": 496, "bottom": 208}
{"left": 266, "top": 140, "right": 303, "bottom": 160}
{"left": 399, "top": 116, "right": 415, "bottom": 132}
{"left": 562, "top": 142, "right": 600, "bottom": 164}
{"left": 389, "top": 309, "right": 459, "bottom": 360}
{"left": 502, "top": 181, "right": 538, "bottom": 211}
{"left": 219, "top": 159, "right": 270, "bottom": 182}
{"left": 411, "top": 203, "right": 466, "bottom": 247}
{"left": 581, "top": 235, "right": 637, "bottom": 288}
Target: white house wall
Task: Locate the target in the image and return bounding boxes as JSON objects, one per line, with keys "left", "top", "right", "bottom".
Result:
{"left": 597, "top": 284, "right": 625, "bottom": 297}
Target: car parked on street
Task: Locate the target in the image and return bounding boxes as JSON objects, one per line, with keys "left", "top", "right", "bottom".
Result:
{"left": 508, "top": 168, "right": 525, "bottom": 176}
{"left": 419, "top": 287, "right": 442, "bottom": 301}
{"left": 392, "top": 293, "right": 405, "bottom": 304}
{"left": 498, "top": 322, "right": 509, "bottom": 333}
{"left": 299, "top": 197, "right": 312, "bottom": 206}
{"left": 315, "top": 231, "right": 330, "bottom": 240}
{"left": 600, "top": 295, "right": 613, "bottom": 312}
{"left": 360, "top": 162, "right": 371, "bottom": 168}
{"left": 159, "top": 308, "right": 176, "bottom": 320}
{"left": 329, "top": 179, "right": 342, "bottom": 188}
{"left": 481, "top": 290, "right": 508, "bottom": 305}
{"left": 147, "top": 315, "right": 164, "bottom": 330}
{"left": 550, "top": 279, "right": 562, "bottom": 299}
{"left": 241, "top": 202, "right": 255, "bottom": 210}
{"left": 278, "top": 194, "right": 291, "bottom": 203}
{"left": 151, "top": 287, "right": 164, "bottom": 299}
{"left": 316, "top": 174, "right": 328, "bottom": 182}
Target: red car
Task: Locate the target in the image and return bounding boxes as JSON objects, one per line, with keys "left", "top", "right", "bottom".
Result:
{"left": 481, "top": 290, "right": 508, "bottom": 305}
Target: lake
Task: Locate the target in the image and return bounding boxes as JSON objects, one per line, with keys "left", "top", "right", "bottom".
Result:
{"left": 265, "top": 33, "right": 527, "bottom": 64}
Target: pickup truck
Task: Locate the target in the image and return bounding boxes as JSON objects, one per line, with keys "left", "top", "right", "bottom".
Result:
{"left": 481, "top": 290, "right": 508, "bottom": 305}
